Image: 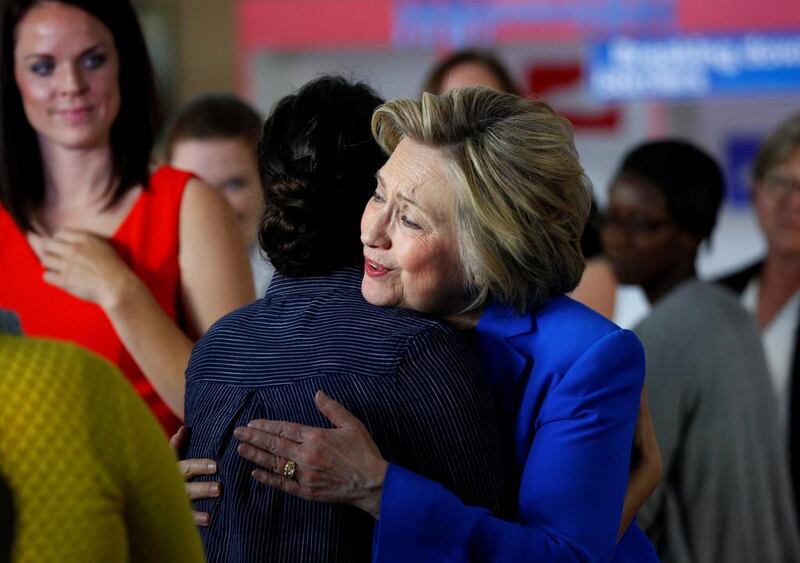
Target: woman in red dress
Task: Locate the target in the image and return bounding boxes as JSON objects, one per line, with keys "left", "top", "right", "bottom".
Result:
{"left": 0, "top": 0, "right": 254, "bottom": 434}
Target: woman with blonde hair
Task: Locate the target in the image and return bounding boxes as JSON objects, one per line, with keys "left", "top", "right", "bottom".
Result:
{"left": 422, "top": 48, "right": 617, "bottom": 318}
{"left": 233, "top": 86, "right": 659, "bottom": 562}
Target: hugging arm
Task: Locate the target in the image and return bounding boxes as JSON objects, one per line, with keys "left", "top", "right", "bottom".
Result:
{"left": 370, "top": 329, "right": 646, "bottom": 563}
{"left": 236, "top": 323, "right": 506, "bottom": 520}
{"left": 170, "top": 426, "right": 220, "bottom": 527}
{"left": 219, "top": 329, "right": 651, "bottom": 562}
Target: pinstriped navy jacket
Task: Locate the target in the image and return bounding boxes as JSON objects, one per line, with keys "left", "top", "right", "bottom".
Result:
{"left": 184, "top": 268, "right": 506, "bottom": 563}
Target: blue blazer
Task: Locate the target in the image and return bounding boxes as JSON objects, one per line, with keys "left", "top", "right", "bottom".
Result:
{"left": 372, "top": 296, "right": 659, "bottom": 562}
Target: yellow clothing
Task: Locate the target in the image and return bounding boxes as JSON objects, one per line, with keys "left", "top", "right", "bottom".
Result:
{"left": 0, "top": 335, "right": 205, "bottom": 563}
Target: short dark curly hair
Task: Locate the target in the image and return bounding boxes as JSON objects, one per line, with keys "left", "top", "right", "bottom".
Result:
{"left": 617, "top": 139, "right": 725, "bottom": 244}
{"left": 257, "top": 76, "right": 386, "bottom": 277}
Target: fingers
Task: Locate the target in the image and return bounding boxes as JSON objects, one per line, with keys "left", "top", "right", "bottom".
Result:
{"left": 186, "top": 480, "right": 221, "bottom": 501}
{"left": 41, "top": 234, "right": 75, "bottom": 258}
{"left": 32, "top": 234, "right": 84, "bottom": 275}
{"left": 233, "top": 425, "right": 302, "bottom": 461}
{"left": 315, "top": 390, "right": 361, "bottom": 429}
{"left": 27, "top": 229, "right": 93, "bottom": 258}
{"left": 178, "top": 453, "right": 218, "bottom": 528}
{"left": 237, "top": 442, "right": 285, "bottom": 474}
{"left": 42, "top": 269, "right": 67, "bottom": 289}
{"left": 193, "top": 510, "right": 211, "bottom": 527}
{"left": 26, "top": 232, "right": 45, "bottom": 260}
{"left": 169, "top": 425, "right": 188, "bottom": 454}
{"left": 240, "top": 419, "right": 306, "bottom": 442}
{"left": 38, "top": 242, "right": 69, "bottom": 274}
{"left": 51, "top": 228, "right": 95, "bottom": 244}
{"left": 178, "top": 458, "right": 217, "bottom": 480}
{"left": 251, "top": 469, "right": 308, "bottom": 499}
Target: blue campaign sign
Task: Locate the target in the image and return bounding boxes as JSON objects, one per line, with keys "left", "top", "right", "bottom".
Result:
{"left": 588, "top": 34, "right": 800, "bottom": 101}
{"left": 392, "top": 0, "right": 677, "bottom": 48}
{"left": 724, "top": 135, "right": 761, "bottom": 207}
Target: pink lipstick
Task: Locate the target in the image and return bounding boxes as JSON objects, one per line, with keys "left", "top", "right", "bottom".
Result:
{"left": 365, "top": 258, "right": 391, "bottom": 278}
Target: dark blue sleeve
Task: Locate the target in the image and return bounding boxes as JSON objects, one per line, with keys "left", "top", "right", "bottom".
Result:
{"left": 373, "top": 329, "right": 652, "bottom": 563}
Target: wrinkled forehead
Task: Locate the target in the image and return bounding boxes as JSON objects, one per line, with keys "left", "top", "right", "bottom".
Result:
{"left": 380, "top": 138, "right": 460, "bottom": 221}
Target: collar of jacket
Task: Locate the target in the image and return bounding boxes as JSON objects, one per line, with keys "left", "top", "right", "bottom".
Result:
{"left": 477, "top": 299, "right": 538, "bottom": 351}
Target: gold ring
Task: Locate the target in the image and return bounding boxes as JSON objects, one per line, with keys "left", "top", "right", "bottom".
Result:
{"left": 283, "top": 459, "right": 297, "bottom": 480}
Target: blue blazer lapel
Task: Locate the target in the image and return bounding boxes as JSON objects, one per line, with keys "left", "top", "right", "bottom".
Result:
{"left": 476, "top": 303, "right": 537, "bottom": 430}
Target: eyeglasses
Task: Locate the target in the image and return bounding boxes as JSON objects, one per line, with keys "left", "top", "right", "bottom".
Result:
{"left": 599, "top": 213, "right": 673, "bottom": 234}
{"left": 762, "top": 173, "right": 800, "bottom": 199}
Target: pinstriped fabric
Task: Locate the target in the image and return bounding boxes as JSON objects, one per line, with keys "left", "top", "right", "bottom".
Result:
{"left": 184, "top": 268, "right": 506, "bottom": 563}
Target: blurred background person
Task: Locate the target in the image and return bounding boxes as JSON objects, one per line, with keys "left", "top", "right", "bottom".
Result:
{"left": 0, "top": 0, "right": 254, "bottom": 434}
{"left": 421, "top": 48, "right": 521, "bottom": 95}
{"left": 602, "top": 139, "right": 800, "bottom": 563}
{"left": 234, "top": 86, "right": 658, "bottom": 562}
{"left": 718, "top": 113, "right": 800, "bottom": 520}
{"left": 0, "top": 311, "right": 205, "bottom": 563}
{"left": 422, "top": 47, "right": 617, "bottom": 318}
{"left": 574, "top": 199, "right": 618, "bottom": 318}
{"left": 163, "top": 93, "right": 273, "bottom": 297}
{"left": 182, "top": 76, "right": 505, "bottom": 563}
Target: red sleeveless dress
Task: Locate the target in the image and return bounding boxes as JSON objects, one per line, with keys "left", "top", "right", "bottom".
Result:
{"left": 0, "top": 166, "right": 192, "bottom": 435}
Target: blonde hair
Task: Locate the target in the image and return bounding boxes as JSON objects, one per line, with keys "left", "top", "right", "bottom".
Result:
{"left": 753, "top": 112, "right": 800, "bottom": 182}
{"left": 372, "top": 86, "right": 591, "bottom": 312}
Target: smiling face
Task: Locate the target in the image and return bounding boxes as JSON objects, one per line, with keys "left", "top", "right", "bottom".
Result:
{"left": 754, "top": 148, "right": 800, "bottom": 260}
{"left": 13, "top": 2, "right": 120, "bottom": 151}
{"left": 170, "top": 137, "right": 264, "bottom": 245}
{"left": 360, "top": 138, "right": 470, "bottom": 315}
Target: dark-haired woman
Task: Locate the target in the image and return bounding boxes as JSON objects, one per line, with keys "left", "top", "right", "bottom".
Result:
{"left": 0, "top": 0, "right": 254, "bottom": 434}
{"left": 181, "top": 76, "right": 505, "bottom": 563}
